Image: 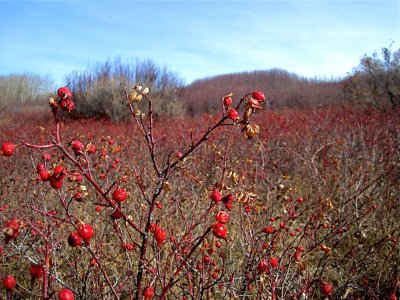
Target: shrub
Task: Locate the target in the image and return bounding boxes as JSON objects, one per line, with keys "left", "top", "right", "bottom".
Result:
{"left": 1, "top": 84, "right": 399, "bottom": 299}
{"left": 345, "top": 42, "right": 400, "bottom": 109}
{"left": 0, "top": 73, "right": 53, "bottom": 112}
{"left": 65, "top": 58, "right": 185, "bottom": 121}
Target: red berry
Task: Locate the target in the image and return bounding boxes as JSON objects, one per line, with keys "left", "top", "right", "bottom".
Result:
{"left": 39, "top": 170, "right": 50, "bottom": 181}
{"left": 112, "top": 188, "right": 127, "bottom": 203}
{"left": 110, "top": 209, "right": 123, "bottom": 219}
{"left": 3, "top": 275, "right": 16, "bottom": 290}
{"left": 225, "top": 201, "right": 233, "bottom": 210}
{"left": 148, "top": 223, "right": 158, "bottom": 233}
{"left": 58, "top": 287, "right": 74, "bottom": 300}
{"left": 270, "top": 257, "right": 279, "bottom": 268}
{"left": 50, "top": 176, "right": 64, "bottom": 189}
{"left": 320, "top": 281, "right": 333, "bottom": 296}
{"left": 222, "top": 194, "right": 235, "bottom": 203}
{"left": 42, "top": 152, "right": 51, "bottom": 161}
{"left": 67, "top": 232, "right": 82, "bottom": 247}
{"left": 154, "top": 227, "right": 166, "bottom": 246}
{"left": 4, "top": 220, "right": 20, "bottom": 241}
{"left": 86, "top": 143, "right": 96, "bottom": 154}
{"left": 143, "top": 286, "right": 155, "bottom": 299}
{"left": 73, "top": 192, "right": 84, "bottom": 202}
{"left": 203, "top": 255, "right": 211, "bottom": 264}
{"left": 215, "top": 211, "right": 229, "bottom": 224}
{"left": 53, "top": 165, "right": 66, "bottom": 178}
{"left": 212, "top": 223, "right": 227, "bottom": 239}
{"left": 71, "top": 141, "right": 84, "bottom": 155}
{"left": 223, "top": 96, "right": 233, "bottom": 107}
{"left": 251, "top": 91, "right": 265, "bottom": 102}
{"left": 1, "top": 142, "right": 15, "bottom": 157}
{"left": 294, "top": 251, "right": 302, "bottom": 261}
{"left": 29, "top": 264, "right": 44, "bottom": 280}
{"left": 57, "top": 86, "right": 73, "bottom": 100}
{"left": 262, "top": 226, "right": 275, "bottom": 234}
{"left": 297, "top": 197, "right": 304, "bottom": 203}
{"left": 227, "top": 108, "right": 239, "bottom": 120}
{"left": 78, "top": 224, "right": 94, "bottom": 243}
{"left": 210, "top": 189, "right": 222, "bottom": 203}
{"left": 258, "top": 260, "right": 269, "bottom": 273}
{"left": 36, "top": 164, "right": 46, "bottom": 173}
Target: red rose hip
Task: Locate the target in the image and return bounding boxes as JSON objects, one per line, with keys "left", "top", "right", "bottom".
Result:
{"left": 258, "top": 260, "right": 269, "bottom": 273}
{"left": 71, "top": 141, "right": 84, "bottom": 155}
{"left": 223, "top": 96, "right": 233, "bottom": 107}
{"left": 210, "top": 189, "right": 222, "bottom": 203}
{"left": 57, "top": 86, "right": 73, "bottom": 100}
{"left": 320, "top": 281, "right": 333, "bottom": 296}
{"left": 215, "top": 211, "right": 229, "bottom": 224}
{"left": 3, "top": 275, "right": 16, "bottom": 290}
{"left": 58, "top": 287, "right": 74, "bottom": 300}
{"left": 1, "top": 142, "right": 15, "bottom": 157}
{"left": 212, "top": 223, "right": 227, "bottom": 239}
{"left": 29, "top": 264, "right": 44, "bottom": 280}
{"left": 154, "top": 227, "right": 166, "bottom": 246}
{"left": 251, "top": 90, "right": 265, "bottom": 102}
{"left": 143, "top": 286, "right": 155, "bottom": 299}
{"left": 112, "top": 188, "right": 127, "bottom": 203}
{"left": 67, "top": 232, "right": 82, "bottom": 247}
{"left": 227, "top": 108, "right": 239, "bottom": 120}
{"left": 78, "top": 224, "right": 94, "bottom": 243}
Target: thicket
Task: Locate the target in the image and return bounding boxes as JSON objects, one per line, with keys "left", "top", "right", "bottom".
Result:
{"left": 65, "top": 58, "right": 185, "bottom": 122}
{"left": 0, "top": 73, "right": 53, "bottom": 112}
{"left": 182, "top": 69, "right": 345, "bottom": 114}
{"left": 344, "top": 43, "right": 400, "bottom": 109}
{"left": 1, "top": 44, "right": 399, "bottom": 119}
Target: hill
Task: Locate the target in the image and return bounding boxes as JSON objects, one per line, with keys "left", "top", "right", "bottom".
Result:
{"left": 181, "top": 69, "right": 345, "bottom": 114}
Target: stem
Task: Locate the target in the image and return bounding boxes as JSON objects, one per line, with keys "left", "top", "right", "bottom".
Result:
{"left": 43, "top": 235, "right": 50, "bottom": 299}
{"left": 159, "top": 227, "right": 212, "bottom": 299}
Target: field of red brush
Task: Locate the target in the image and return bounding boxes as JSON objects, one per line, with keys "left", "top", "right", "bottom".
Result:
{"left": 0, "top": 89, "right": 399, "bottom": 299}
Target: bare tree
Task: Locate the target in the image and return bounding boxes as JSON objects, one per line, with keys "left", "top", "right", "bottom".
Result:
{"left": 0, "top": 73, "right": 53, "bottom": 111}
{"left": 66, "top": 58, "right": 185, "bottom": 121}
{"left": 346, "top": 43, "right": 400, "bottom": 108}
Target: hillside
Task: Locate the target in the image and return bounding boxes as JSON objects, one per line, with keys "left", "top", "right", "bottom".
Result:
{"left": 181, "top": 69, "right": 345, "bottom": 114}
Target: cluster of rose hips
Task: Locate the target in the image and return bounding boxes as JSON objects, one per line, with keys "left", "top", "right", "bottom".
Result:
{"left": 34, "top": 151, "right": 65, "bottom": 188}
{"left": 148, "top": 223, "right": 167, "bottom": 246}
{"left": 29, "top": 264, "right": 45, "bottom": 282}
{"left": 222, "top": 90, "right": 266, "bottom": 139}
{"left": 49, "top": 85, "right": 74, "bottom": 112}
{"left": 257, "top": 255, "right": 279, "bottom": 274}
{"left": 210, "top": 189, "right": 235, "bottom": 240}
{"left": 210, "top": 189, "right": 235, "bottom": 210}
{"left": 68, "top": 223, "right": 94, "bottom": 247}
{"left": 3, "top": 219, "right": 22, "bottom": 244}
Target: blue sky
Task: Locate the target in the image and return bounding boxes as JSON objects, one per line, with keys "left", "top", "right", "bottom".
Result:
{"left": 0, "top": 0, "right": 399, "bottom": 86}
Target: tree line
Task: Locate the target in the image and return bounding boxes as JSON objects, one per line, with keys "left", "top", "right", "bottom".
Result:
{"left": 1, "top": 44, "right": 398, "bottom": 120}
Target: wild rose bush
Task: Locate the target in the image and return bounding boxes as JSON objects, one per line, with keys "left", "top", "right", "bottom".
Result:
{"left": 0, "top": 85, "right": 399, "bottom": 299}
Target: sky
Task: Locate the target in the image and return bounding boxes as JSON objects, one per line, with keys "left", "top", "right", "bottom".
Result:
{"left": 0, "top": 0, "right": 399, "bottom": 86}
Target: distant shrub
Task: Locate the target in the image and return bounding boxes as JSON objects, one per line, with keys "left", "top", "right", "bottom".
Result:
{"left": 182, "top": 69, "right": 345, "bottom": 115}
{"left": 65, "top": 58, "right": 185, "bottom": 121}
{"left": 345, "top": 43, "right": 400, "bottom": 109}
{"left": 0, "top": 73, "right": 53, "bottom": 112}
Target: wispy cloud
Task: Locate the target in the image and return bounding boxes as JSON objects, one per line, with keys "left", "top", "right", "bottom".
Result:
{"left": 0, "top": 1, "right": 398, "bottom": 85}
